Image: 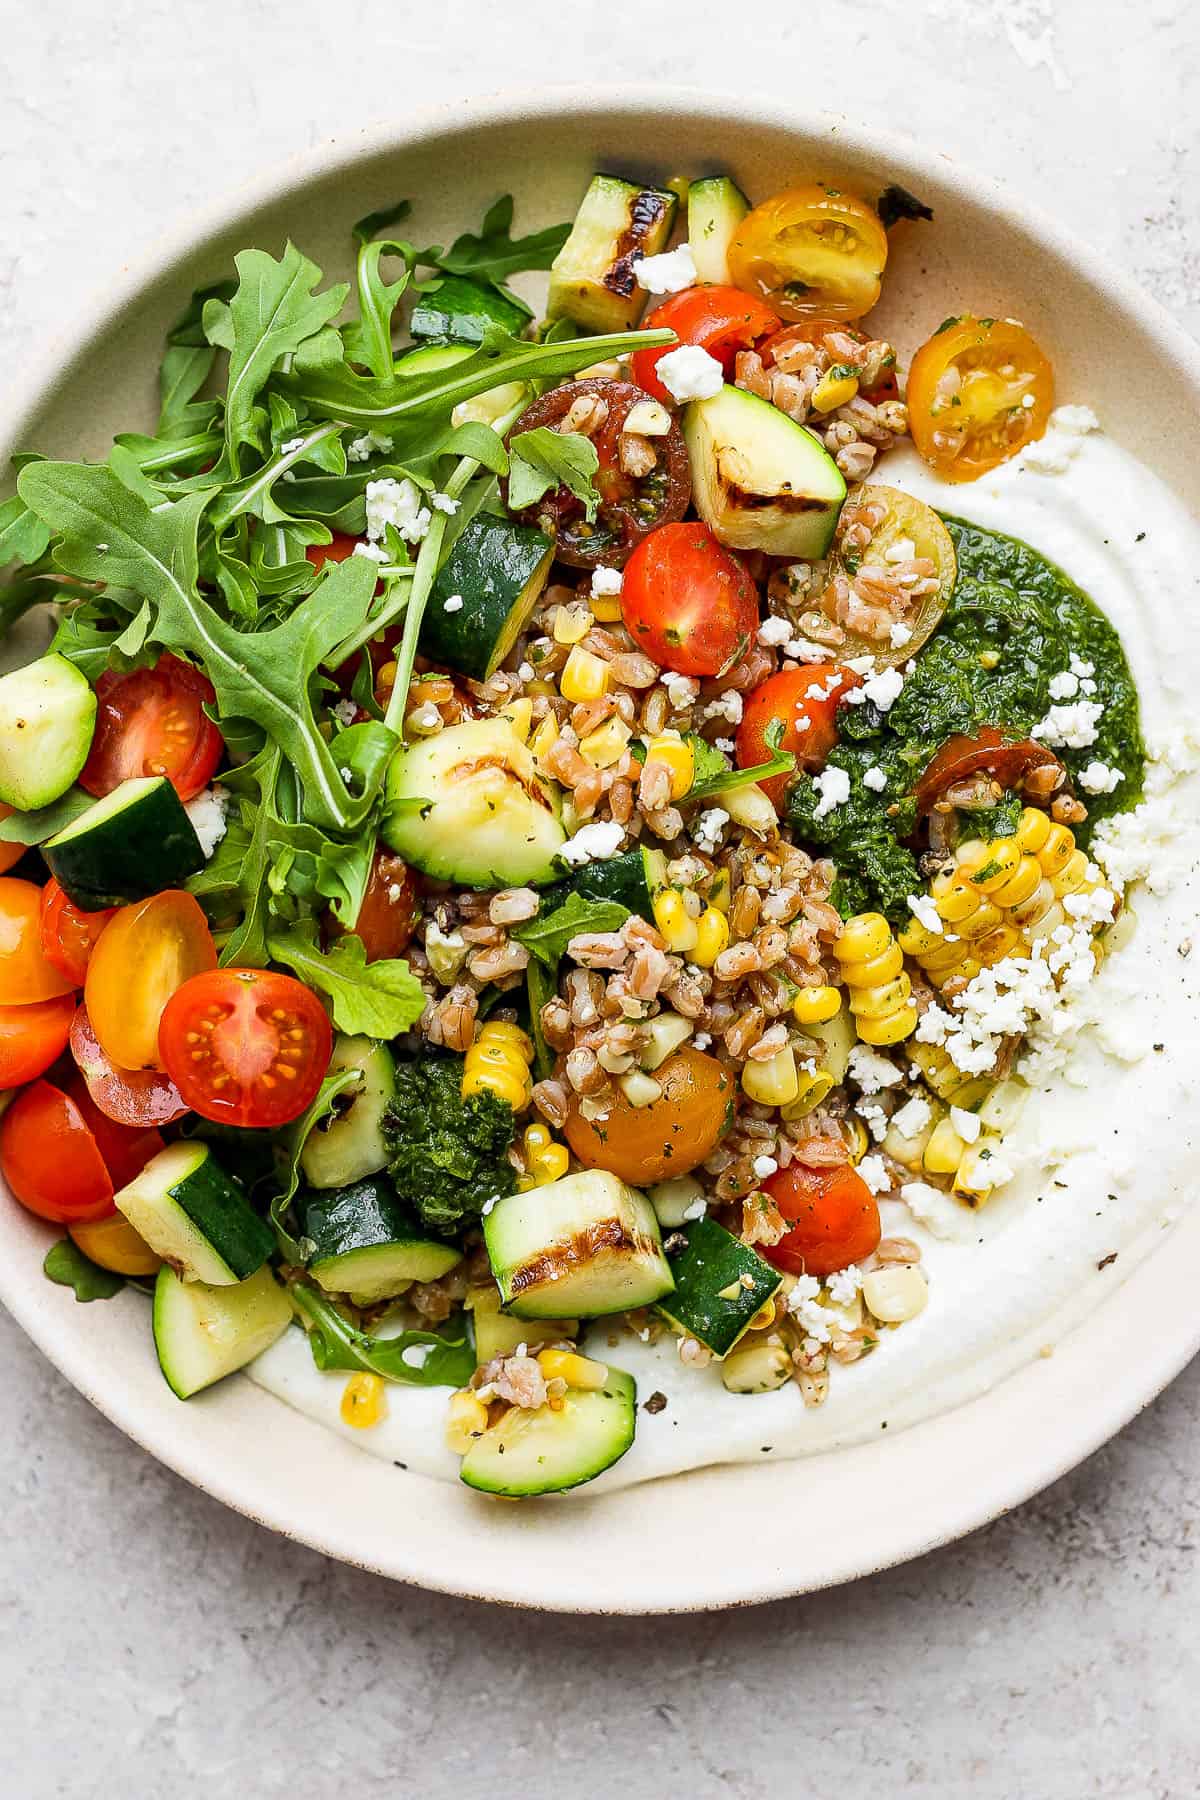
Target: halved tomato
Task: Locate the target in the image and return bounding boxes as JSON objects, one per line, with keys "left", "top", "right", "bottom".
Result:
{"left": 306, "top": 532, "right": 361, "bottom": 574}
{"left": 40, "top": 880, "right": 116, "bottom": 987}
{"left": 79, "top": 652, "right": 224, "bottom": 803}
{"left": 906, "top": 315, "right": 1055, "bottom": 483}
{"left": 914, "top": 728, "right": 1063, "bottom": 817}
{"left": 158, "top": 967, "right": 332, "bottom": 1128}
{"left": 629, "top": 286, "right": 779, "bottom": 406}
{"left": 330, "top": 850, "right": 421, "bottom": 963}
{"left": 65, "top": 1076, "right": 164, "bottom": 1190}
{"left": 0, "top": 995, "right": 76, "bottom": 1089}
{"left": 0, "top": 878, "right": 75, "bottom": 1005}
{"left": 815, "top": 486, "right": 956, "bottom": 668}
{"left": 69, "top": 1004, "right": 189, "bottom": 1126}
{"left": 728, "top": 185, "right": 889, "bottom": 322}
{"left": 0, "top": 1080, "right": 115, "bottom": 1224}
{"left": 620, "top": 522, "right": 759, "bottom": 677}
{"left": 763, "top": 1161, "right": 881, "bottom": 1277}
{"left": 84, "top": 890, "right": 217, "bottom": 1072}
{"left": 735, "top": 664, "right": 859, "bottom": 807}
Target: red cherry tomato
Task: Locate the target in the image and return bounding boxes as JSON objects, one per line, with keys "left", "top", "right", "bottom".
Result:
{"left": 0, "top": 1080, "right": 115, "bottom": 1224}
{"left": 329, "top": 850, "right": 421, "bottom": 963}
{"left": 630, "top": 286, "right": 780, "bottom": 405}
{"left": 69, "top": 1005, "right": 189, "bottom": 1127}
{"left": 0, "top": 995, "right": 76, "bottom": 1089}
{"left": 64, "top": 1075, "right": 164, "bottom": 1190}
{"left": 914, "top": 728, "right": 1063, "bottom": 817}
{"left": 79, "top": 653, "right": 224, "bottom": 804}
{"left": 763, "top": 1162, "right": 881, "bottom": 1278}
{"left": 620, "top": 522, "right": 760, "bottom": 677}
{"left": 158, "top": 968, "right": 333, "bottom": 1128}
{"left": 306, "top": 532, "right": 360, "bottom": 574}
{"left": 40, "top": 880, "right": 116, "bottom": 988}
{"left": 0, "top": 878, "right": 76, "bottom": 1005}
{"left": 735, "top": 664, "right": 859, "bottom": 807}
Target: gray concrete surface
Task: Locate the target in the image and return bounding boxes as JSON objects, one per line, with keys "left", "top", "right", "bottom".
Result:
{"left": 2, "top": 1, "right": 1198, "bottom": 1793}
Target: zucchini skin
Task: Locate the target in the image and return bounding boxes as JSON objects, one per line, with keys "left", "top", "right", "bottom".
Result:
{"left": 410, "top": 275, "right": 527, "bottom": 345}
{"left": 459, "top": 1364, "right": 637, "bottom": 1496}
{"left": 44, "top": 777, "right": 205, "bottom": 910}
{"left": 657, "top": 1216, "right": 781, "bottom": 1357}
{"left": 302, "top": 1176, "right": 460, "bottom": 1300}
{"left": 115, "top": 1141, "right": 275, "bottom": 1286}
{"left": 420, "top": 516, "right": 554, "bottom": 682}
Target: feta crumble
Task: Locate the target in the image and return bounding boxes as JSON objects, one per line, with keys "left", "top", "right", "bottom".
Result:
{"left": 365, "top": 476, "right": 432, "bottom": 545}
{"left": 353, "top": 542, "right": 390, "bottom": 564}
{"left": 891, "top": 1095, "right": 933, "bottom": 1140}
{"left": 1021, "top": 403, "right": 1101, "bottom": 474}
{"left": 442, "top": 593, "right": 465, "bottom": 614}
{"left": 950, "top": 1106, "right": 982, "bottom": 1143}
{"left": 663, "top": 672, "right": 700, "bottom": 711}
{"left": 634, "top": 243, "right": 698, "bottom": 294}
{"left": 907, "top": 892, "right": 944, "bottom": 936}
{"left": 812, "top": 766, "right": 851, "bottom": 819}
{"left": 857, "top": 1154, "right": 892, "bottom": 1196}
{"left": 330, "top": 697, "right": 359, "bottom": 730}
{"left": 655, "top": 344, "right": 725, "bottom": 403}
{"left": 694, "top": 808, "right": 730, "bottom": 853}
{"left": 757, "top": 615, "right": 795, "bottom": 647}
{"left": 184, "top": 786, "right": 229, "bottom": 861}
{"left": 847, "top": 1045, "right": 904, "bottom": 1094}
{"left": 591, "top": 565, "right": 623, "bottom": 597}
{"left": 889, "top": 622, "right": 913, "bottom": 649}
{"left": 863, "top": 765, "right": 889, "bottom": 793}
{"left": 825, "top": 1265, "right": 863, "bottom": 1306}
{"left": 346, "top": 430, "right": 393, "bottom": 462}
{"left": 752, "top": 1154, "right": 779, "bottom": 1180}
{"left": 1032, "top": 697, "right": 1104, "bottom": 749}
{"left": 557, "top": 821, "right": 626, "bottom": 866}
{"left": 279, "top": 435, "right": 307, "bottom": 456}
{"left": 430, "top": 491, "right": 459, "bottom": 516}
{"left": 1079, "top": 759, "right": 1123, "bottom": 795}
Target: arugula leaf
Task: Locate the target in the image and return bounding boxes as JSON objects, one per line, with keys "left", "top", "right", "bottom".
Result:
{"left": 514, "top": 891, "right": 630, "bottom": 970}
{"left": 268, "top": 922, "right": 426, "bottom": 1038}
{"left": 0, "top": 787, "right": 93, "bottom": 845}
{"left": 0, "top": 493, "right": 51, "bottom": 567}
{"left": 346, "top": 237, "right": 415, "bottom": 381}
{"left": 353, "top": 198, "right": 412, "bottom": 244}
{"left": 202, "top": 244, "right": 348, "bottom": 474}
{"left": 268, "top": 1063, "right": 363, "bottom": 1259}
{"left": 49, "top": 600, "right": 134, "bottom": 681}
{"left": 43, "top": 1239, "right": 124, "bottom": 1302}
{"left": 424, "top": 194, "right": 569, "bottom": 294}
{"left": 687, "top": 720, "right": 795, "bottom": 801}
{"left": 291, "top": 1280, "right": 475, "bottom": 1389}
{"left": 525, "top": 955, "right": 556, "bottom": 1081}
{"left": 506, "top": 428, "right": 599, "bottom": 518}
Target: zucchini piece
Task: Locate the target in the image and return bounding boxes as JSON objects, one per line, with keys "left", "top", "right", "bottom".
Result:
{"left": 420, "top": 515, "right": 554, "bottom": 682}
{"left": 560, "top": 845, "right": 665, "bottom": 921}
{"left": 548, "top": 174, "right": 677, "bottom": 333}
{"left": 688, "top": 177, "right": 750, "bottom": 285}
{"left": 0, "top": 653, "right": 96, "bottom": 810}
{"left": 303, "top": 1176, "right": 460, "bottom": 1305}
{"left": 460, "top": 1363, "right": 636, "bottom": 1495}
{"left": 299, "top": 1035, "right": 396, "bottom": 1190}
{"left": 115, "top": 1141, "right": 275, "bottom": 1286}
{"left": 43, "top": 776, "right": 205, "bottom": 910}
{"left": 398, "top": 342, "right": 474, "bottom": 376}
{"left": 411, "top": 275, "right": 527, "bottom": 345}
{"left": 683, "top": 382, "right": 846, "bottom": 560}
{"left": 656, "top": 1216, "right": 781, "bottom": 1357}
{"left": 153, "top": 1264, "right": 292, "bottom": 1399}
{"left": 466, "top": 1282, "right": 578, "bottom": 1366}
{"left": 383, "top": 716, "right": 566, "bottom": 889}
{"left": 485, "top": 1169, "right": 674, "bottom": 1319}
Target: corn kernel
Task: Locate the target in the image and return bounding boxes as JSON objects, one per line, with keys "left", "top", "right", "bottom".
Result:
{"left": 644, "top": 733, "right": 695, "bottom": 800}
{"left": 652, "top": 888, "right": 699, "bottom": 954}
{"left": 537, "top": 1348, "right": 609, "bottom": 1390}
{"left": 707, "top": 867, "right": 732, "bottom": 913}
{"left": 779, "top": 1067, "right": 835, "bottom": 1119}
{"left": 341, "top": 1372, "right": 387, "bottom": 1430}
{"left": 480, "top": 1021, "right": 533, "bottom": 1056}
{"left": 834, "top": 912, "right": 892, "bottom": 965}
{"left": 954, "top": 1133, "right": 1008, "bottom": 1205}
{"left": 958, "top": 834, "right": 1021, "bottom": 892}
{"left": 580, "top": 717, "right": 632, "bottom": 768}
{"left": 741, "top": 1045, "right": 800, "bottom": 1107}
{"left": 691, "top": 907, "right": 730, "bottom": 968}
{"left": 850, "top": 971, "right": 912, "bottom": 1020}
{"left": 559, "top": 645, "right": 610, "bottom": 702}
{"left": 589, "top": 591, "right": 624, "bottom": 623}
{"left": 856, "top": 1004, "right": 919, "bottom": 1047}
{"left": 720, "top": 1341, "right": 793, "bottom": 1394}
{"left": 530, "top": 713, "right": 560, "bottom": 765}
{"left": 499, "top": 697, "right": 533, "bottom": 741}
{"left": 523, "top": 1123, "right": 552, "bottom": 1156}
{"left": 445, "top": 1389, "right": 490, "bottom": 1454}
{"left": 862, "top": 1265, "right": 928, "bottom": 1324}
{"left": 552, "top": 602, "right": 592, "bottom": 645}
{"left": 1015, "top": 805, "right": 1052, "bottom": 853}
{"left": 923, "top": 1116, "right": 968, "bottom": 1176}
{"left": 792, "top": 984, "right": 842, "bottom": 1026}
{"left": 532, "top": 1143, "right": 570, "bottom": 1183}
{"left": 811, "top": 368, "right": 860, "bottom": 414}
{"left": 1037, "top": 821, "right": 1076, "bottom": 877}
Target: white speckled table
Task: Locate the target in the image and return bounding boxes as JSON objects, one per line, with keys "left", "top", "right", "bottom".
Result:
{"left": 4, "top": 3, "right": 1198, "bottom": 1793}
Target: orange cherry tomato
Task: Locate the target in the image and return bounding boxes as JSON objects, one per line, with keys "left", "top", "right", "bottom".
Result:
{"left": 85, "top": 890, "right": 217, "bottom": 1072}
{"left": 728, "top": 185, "right": 889, "bottom": 323}
{"left": 69, "top": 1212, "right": 161, "bottom": 1277}
{"left": 762, "top": 1162, "right": 881, "bottom": 1277}
{"left": 40, "top": 879, "right": 116, "bottom": 988}
{"left": 65, "top": 1075, "right": 164, "bottom": 1190}
{"left": 79, "top": 653, "right": 224, "bottom": 804}
{"left": 0, "top": 804, "right": 25, "bottom": 876}
{"left": 629, "top": 285, "right": 780, "bottom": 405}
{"left": 0, "top": 878, "right": 76, "bottom": 1005}
{"left": 906, "top": 315, "right": 1055, "bottom": 483}
{"left": 330, "top": 850, "right": 421, "bottom": 963}
{"left": 563, "top": 1047, "right": 733, "bottom": 1185}
{"left": 69, "top": 1004, "right": 189, "bottom": 1127}
{"left": 0, "top": 1079, "right": 115, "bottom": 1224}
{"left": 0, "top": 994, "right": 76, "bottom": 1089}
{"left": 620, "top": 522, "right": 760, "bottom": 677}
{"left": 306, "top": 532, "right": 361, "bottom": 574}
{"left": 158, "top": 967, "right": 332, "bottom": 1128}
{"left": 735, "top": 664, "right": 859, "bottom": 807}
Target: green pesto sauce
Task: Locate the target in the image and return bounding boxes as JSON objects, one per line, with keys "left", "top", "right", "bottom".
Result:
{"left": 787, "top": 515, "right": 1146, "bottom": 922}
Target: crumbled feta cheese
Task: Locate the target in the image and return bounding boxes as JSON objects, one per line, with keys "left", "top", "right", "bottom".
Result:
{"left": 634, "top": 243, "right": 698, "bottom": 294}
{"left": 863, "top": 766, "right": 888, "bottom": 793}
{"left": 184, "top": 786, "right": 229, "bottom": 861}
{"left": 430, "top": 491, "right": 459, "bottom": 515}
{"left": 812, "top": 766, "right": 851, "bottom": 819}
{"left": 1079, "top": 759, "right": 1123, "bottom": 795}
{"left": 365, "top": 476, "right": 432, "bottom": 544}
{"left": 900, "top": 1180, "right": 969, "bottom": 1241}
{"left": 1062, "top": 887, "right": 1116, "bottom": 926}
{"left": 693, "top": 808, "right": 730, "bottom": 853}
{"left": 424, "top": 922, "right": 469, "bottom": 981}
{"left": 1048, "top": 670, "right": 1080, "bottom": 701}
{"left": 442, "top": 593, "right": 465, "bottom": 614}
{"left": 907, "top": 893, "right": 943, "bottom": 936}
{"left": 714, "top": 737, "right": 735, "bottom": 754}
{"left": 843, "top": 655, "right": 877, "bottom": 677}
{"left": 346, "top": 430, "right": 393, "bottom": 462}
{"left": 279, "top": 435, "right": 307, "bottom": 456}
{"left": 891, "top": 1095, "right": 932, "bottom": 1140}
{"left": 757, "top": 615, "right": 795, "bottom": 647}
{"left": 481, "top": 1194, "right": 501, "bottom": 1217}
{"left": 857, "top": 1154, "right": 892, "bottom": 1195}
{"left": 1032, "top": 698, "right": 1104, "bottom": 749}
{"left": 702, "top": 690, "right": 743, "bottom": 726}
{"left": 785, "top": 1274, "right": 832, "bottom": 1344}
{"left": 655, "top": 344, "right": 725, "bottom": 403}
{"left": 1069, "top": 653, "right": 1096, "bottom": 682}
{"left": 847, "top": 1045, "right": 904, "bottom": 1094}
{"left": 330, "top": 697, "right": 359, "bottom": 730}
{"left": 884, "top": 537, "right": 916, "bottom": 564}
{"left": 950, "top": 1105, "right": 982, "bottom": 1143}
{"left": 663, "top": 671, "right": 700, "bottom": 711}
{"left": 353, "top": 541, "right": 390, "bottom": 564}
{"left": 752, "top": 1154, "right": 779, "bottom": 1180}
{"left": 855, "top": 1098, "right": 889, "bottom": 1141}
{"left": 843, "top": 664, "right": 905, "bottom": 713}
{"left": 825, "top": 1265, "right": 863, "bottom": 1306}
{"left": 517, "top": 661, "right": 535, "bottom": 682}
{"left": 591, "top": 565, "right": 624, "bottom": 597}
{"left": 681, "top": 1194, "right": 708, "bottom": 1221}
{"left": 1022, "top": 403, "right": 1100, "bottom": 474}
{"left": 557, "top": 820, "right": 626, "bottom": 866}
{"left": 889, "top": 622, "right": 913, "bottom": 649}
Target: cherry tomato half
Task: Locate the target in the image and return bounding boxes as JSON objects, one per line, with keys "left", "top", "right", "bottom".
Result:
{"left": 306, "top": 532, "right": 361, "bottom": 575}
{"left": 736, "top": 664, "right": 859, "bottom": 807}
{"left": 40, "top": 880, "right": 116, "bottom": 988}
{"left": 65, "top": 1076, "right": 164, "bottom": 1190}
{"left": 85, "top": 890, "right": 217, "bottom": 1072}
{"left": 630, "top": 286, "right": 780, "bottom": 405}
{"left": 914, "top": 728, "right": 1063, "bottom": 817}
{"left": 0, "top": 1080, "right": 115, "bottom": 1224}
{"left": 728, "top": 185, "right": 889, "bottom": 323}
{"left": 620, "top": 522, "right": 759, "bottom": 678}
{"left": 0, "top": 804, "right": 25, "bottom": 877}
{"left": 69, "top": 1004, "right": 189, "bottom": 1127}
{"left": 0, "top": 878, "right": 75, "bottom": 1005}
{"left": 763, "top": 1162, "right": 881, "bottom": 1278}
{"left": 79, "top": 652, "right": 224, "bottom": 804}
{"left": 158, "top": 968, "right": 333, "bottom": 1129}
{"left": 504, "top": 379, "right": 691, "bottom": 569}
{"left": 816, "top": 486, "right": 957, "bottom": 669}
{"left": 906, "top": 315, "right": 1055, "bottom": 483}
{"left": 328, "top": 850, "right": 421, "bottom": 963}
{"left": 0, "top": 995, "right": 76, "bottom": 1089}
{"left": 69, "top": 1212, "right": 161, "bottom": 1277}
{"left": 563, "top": 1047, "right": 732, "bottom": 1185}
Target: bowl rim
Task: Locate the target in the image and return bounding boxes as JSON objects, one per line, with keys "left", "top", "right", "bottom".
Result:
{"left": 3, "top": 83, "right": 1199, "bottom": 1613}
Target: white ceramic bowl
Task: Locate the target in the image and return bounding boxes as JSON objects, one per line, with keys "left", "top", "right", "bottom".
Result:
{"left": 3, "top": 89, "right": 1199, "bottom": 1613}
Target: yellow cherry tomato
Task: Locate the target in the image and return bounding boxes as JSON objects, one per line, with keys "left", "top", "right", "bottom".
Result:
{"left": 728, "top": 184, "right": 889, "bottom": 322}
{"left": 906, "top": 315, "right": 1055, "bottom": 483}
{"left": 70, "top": 1212, "right": 161, "bottom": 1276}
{"left": 84, "top": 890, "right": 216, "bottom": 1072}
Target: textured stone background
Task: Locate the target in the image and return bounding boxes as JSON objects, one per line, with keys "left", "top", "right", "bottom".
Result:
{"left": 2, "top": 3, "right": 1198, "bottom": 1795}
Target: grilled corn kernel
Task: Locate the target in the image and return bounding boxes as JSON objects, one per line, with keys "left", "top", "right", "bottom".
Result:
{"left": 537, "top": 1348, "right": 609, "bottom": 1390}
{"left": 862, "top": 1265, "right": 928, "bottom": 1324}
{"left": 837, "top": 911, "right": 918, "bottom": 1046}
{"left": 652, "top": 888, "right": 700, "bottom": 954}
{"left": 954, "top": 1133, "right": 1008, "bottom": 1206}
{"left": 499, "top": 697, "right": 533, "bottom": 741}
{"left": 559, "top": 645, "right": 611, "bottom": 702}
{"left": 341, "top": 1372, "right": 387, "bottom": 1430}
{"left": 1015, "top": 805, "right": 1051, "bottom": 853}
{"left": 779, "top": 1067, "right": 835, "bottom": 1119}
{"left": 856, "top": 1006, "right": 919, "bottom": 1047}
{"left": 531, "top": 1144, "right": 570, "bottom": 1184}
{"left": 589, "top": 590, "right": 624, "bottom": 623}
{"left": 957, "top": 834, "right": 1021, "bottom": 892}
{"left": 691, "top": 906, "right": 730, "bottom": 968}
{"left": 530, "top": 712, "right": 560, "bottom": 765}
{"left": 552, "top": 602, "right": 593, "bottom": 645}
{"left": 811, "top": 368, "right": 860, "bottom": 414}
{"left": 644, "top": 733, "right": 694, "bottom": 800}
{"left": 445, "top": 1389, "right": 490, "bottom": 1454}
{"left": 792, "top": 984, "right": 843, "bottom": 1026}
{"left": 741, "top": 1045, "right": 800, "bottom": 1107}
{"left": 1037, "top": 820, "right": 1076, "bottom": 877}
{"left": 720, "top": 1341, "right": 793, "bottom": 1394}
{"left": 463, "top": 1020, "right": 533, "bottom": 1110}
{"left": 523, "top": 1123, "right": 552, "bottom": 1156}
{"left": 922, "top": 1116, "right": 969, "bottom": 1176}
{"left": 580, "top": 717, "right": 632, "bottom": 768}
{"left": 835, "top": 911, "right": 893, "bottom": 964}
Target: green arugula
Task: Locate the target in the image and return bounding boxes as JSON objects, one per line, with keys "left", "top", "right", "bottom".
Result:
{"left": 268, "top": 922, "right": 426, "bottom": 1038}
{"left": 514, "top": 890, "right": 631, "bottom": 969}
{"left": 685, "top": 721, "right": 795, "bottom": 802}
{"left": 421, "top": 192, "right": 569, "bottom": 306}
{"left": 0, "top": 493, "right": 51, "bottom": 567}
{"left": 43, "top": 1239, "right": 125, "bottom": 1302}
{"left": 290, "top": 1280, "right": 475, "bottom": 1389}
{"left": 0, "top": 787, "right": 93, "bottom": 845}
{"left": 268, "top": 1064, "right": 364, "bottom": 1260}
{"left": 506, "top": 427, "right": 600, "bottom": 518}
